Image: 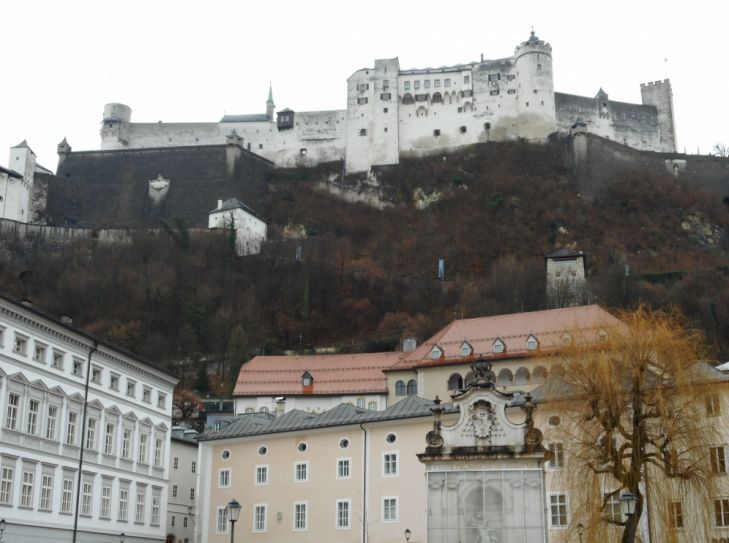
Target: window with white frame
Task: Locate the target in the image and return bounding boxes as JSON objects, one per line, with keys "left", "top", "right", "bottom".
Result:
{"left": 33, "top": 343, "right": 46, "bottom": 363}
{"left": 191, "top": 460, "right": 197, "bottom": 473}
{"left": 294, "top": 502, "right": 308, "bottom": 530}
{"left": 142, "top": 387, "right": 152, "bottom": 404}
{"left": 138, "top": 433, "right": 149, "bottom": 463}
{"left": 716, "top": 498, "right": 729, "bottom": 527}
{"left": 20, "top": 470, "right": 34, "bottom": 508}
{"left": 0, "top": 466, "right": 14, "bottom": 504}
{"left": 151, "top": 493, "right": 161, "bottom": 525}
{"left": 337, "top": 458, "right": 351, "bottom": 479}
{"left": 91, "top": 366, "right": 102, "bottom": 384}
{"left": 669, "top": 500, "right": 684, "bottom": 528}
{"left": 526, "top": 334, "right": 538, "bottom": 350}
{"left": 40, "top": 473, "right": 53, "bottom": 511}
{"left": 66, "top": 411, "right": 78, "bottom": 445}
{"left": 46, "top": 405, "right": 58, "bottom": 440}
{"left": 190, "top": 488, "right": 195, "bottom": 500}
{"left": 711, "top": 446, "right": 727, "bottom": 474}
{"left": 5, "top": 393, "right": 19, "bottom": 430}
{"left": 103, "top": 423, "right": 115, "bottom": 455}
{"left": 368, "top": 401, "right": 377, "bottom": 411}
{"left": 27, "top": 399, "right": 39, "bottom": 434}
{"left": 13, "top": 334, "right": 28, "bottom": 355}
{"left": 255, "top": 465, "right": 268, "bottom": 485}
{"left": 135, "top": 489, "right": 146, "bottom": 523}
{"left": 85, "top": 417, "right": 97, "bottom": 449}
{"left": 254, "top": 504, "right": 267, "bottom": 532}
{"left": 61, "top": 478, "right": 74, "bottom": 513}
{"left": 383, "top": 497, "right": 398, "bottom": 522}
{"left": 154, "top": 437, "right": 163, "bottom": 467}
{"left": 460, "top": 342, "right": 472, "bottom": 357}
{"left": 383, "top": 452, "right": 399, "bottom": 476}
{"left": 295, "top": 461, "right": 308, "bottom": 482}
{"left": 219, "top": 468, "right": 231, "bottom": 488}
{"left": 430, "top": 345, "right": 442, "bottom": 359}
{"left": 172, "top": 485, "right": 178, "bottom": 497}
{"left": 118, "top": 487, "right": 129, "bottom": 520}
{"left": 157, "top": 392, "right": 166, "bottom": 409}
{"left": 126, "top": 380, "right": 136, "bottom": 397}
{"left": 217, "top": 507, "right": 229, "bottom": 533}
{"left": 336, "top": 499, "right": 351, "bottom": 529}
{"left": 101, "top": 484, "right": 112, "bottom": 518}
{"left": 109, "top": 373, "right": 120, "bottom": 391}
{"left": 492, "top": 338, "right": 505, "bottom": 354}
{"left": 707, "top": 394, "right": 721, "bottom": 417}
{"left": 81, "top": 481, "right": 93, "bottom": 516}
{"left": 122, "top": 427, "right": 132, "bottom": 459}
{"left": 445, "top": 78, "right": 451, "bottom": 87}
{"left": 548, "top": 442, "right": 565, "bottom": 469}
{"left": 549, "top": 494, "right": 568, "bottom": 527}
{"left": 72, "top": 358, "right": 84, "bottom": 377}
{"left": 603, "top": 492, "right": 621, "bottom": 523}
{"left": 52, "top": 350, "right": 64, "bottom": 369}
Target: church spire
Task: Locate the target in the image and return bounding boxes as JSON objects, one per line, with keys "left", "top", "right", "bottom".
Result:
{"left": 266, "top": 82, "right": 275, "bottom": 120}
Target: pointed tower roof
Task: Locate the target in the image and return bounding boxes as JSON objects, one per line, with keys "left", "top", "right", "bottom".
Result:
{"left": 267, "top": 83, "right": 274, "bottom": 104}
{"left": 12, "top": 139, "right": 30, "bottom": 149}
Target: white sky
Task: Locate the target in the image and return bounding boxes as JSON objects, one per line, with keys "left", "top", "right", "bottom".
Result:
{"left": 1, "top": 0, "right": 726, "bottom": 169}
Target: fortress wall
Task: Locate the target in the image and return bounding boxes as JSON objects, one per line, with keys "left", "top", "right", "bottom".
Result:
{"left": 103, "top": 122, "right": 222, "bottom": 150}
{"left": 555, "top": 93, "right": 660, "bottom": 151}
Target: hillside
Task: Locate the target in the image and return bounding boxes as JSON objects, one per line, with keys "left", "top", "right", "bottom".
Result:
{"left": 2, "top": 140, "right": 729, "bottom": 391}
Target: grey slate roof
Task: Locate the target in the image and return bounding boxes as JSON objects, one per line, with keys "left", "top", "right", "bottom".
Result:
{"left": 208, "top": 197, "right": 265, "bottom": 222}
{"left": 0, "top": 165, "right": 23, "bottom": 179}
{"left": 220, "top": 114, "right": 270, "bottom": 123}
{"left": 546, "top": 248, "right": 583, "bottom": 259}
{"left": 198, "top": 396, "right": 458, "bottom": 442}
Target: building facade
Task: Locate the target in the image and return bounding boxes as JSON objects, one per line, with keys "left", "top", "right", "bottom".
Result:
{"left": 207, "top": 198, "right": 267, "bottom": 256}
{"left": 96, "top": 31, "right": 676, "bottom": 173}
{"left": 166, "top": 426, "right": 199, "bottom": 543}
{"left": 0, "top": 294, "right": 178, "bottom": 542}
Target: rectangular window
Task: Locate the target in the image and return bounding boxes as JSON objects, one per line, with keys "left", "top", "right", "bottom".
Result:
{"left": 383, "top": 452, "right": 398, "bottom": 476}
{"left": 119, "top": 488, "right": 129, "bottom": 521}
{"left": 337, "top": 458, "right": 351, "bottom": 479}
{"left": 66, "top": 412, "right": 78, "bottom": 445}
{"left": 27, "top": 399, "right": 39, "bottom": 434}
{"left": 219, "top": 469, "right": 231, "bottom": 488}
{"left": 444, "top": 78, "right": 451, "bottom": 88}
{"left": 357, "top": 97, "right": 368, "bottom": 105}
{"left": 191, "top": 460, "right": 197, "bottom": 473}
{"left": 110, "top": 373, "right": 120, "bottom": 391}
{"left": 126, "top": 380, "right": 136, "bottom": 397}
{"left": 0, "top": 326, "right": 4, "bottom": 347}
{"left": 336, "top": 499, "right": 351, "bottom": 529}
{"left": 13, "top": 334, "right": 27, "bottom": 355}
{"left": 52, "top": 351, "right": 64, "bottom": 369}
{"left": 294, "top": 502, "right": 308, "bottom": 530}
{"left": 404, "top": 81, "right": 410, "bottom": 91}
{"left": 154, "top": 438, "right": 163, "bottom": 467}
{"left": 190, "top": 488, "right": 195, "bottom": 500}
{"left": 172, "top": 485, "right": 178, "bottom": 498}
{"left": 5, "top": 393, "right": 19, "bottom": 430}
{"left": 414, "top": 81, "right": 421, "bottom": 90}
{"left": 669, "top": 500, "right": 683, "bottom": 528}
{"left": 91, "top": 366, "right": 102, "bottom": 384}
{"left": 548, "top": 442, "right": 564, "bottom": 469}
{"left": 122, "top": 427, "right": 132, "bottom": 459}
{"left": 380, "top": 92, "right": 391, "bottom": 101}
{"left": 550, "top": 494, "right": 568, "bottom": 527}
{"left": 104, "top": 423, "right": 115, "bottom": 455}
{"left": 254, "top": 504, "right": 267, "bottom": 532}
{"left": 171, "top": 515, "right": 176, "bottom": 527}
{"left": 461, "top": 89, "right": 473, "bottom": 98}
{"left": 217, "top": 507, "right": 229, "bottom": 533}
{"left": 46, "top": 405, "right": 57, "bottom": 440}
{"left": 716, "top": 498, "right": 729, "bottom": 526}
{"left": 40, "top": 474, "right": 53, "bottom": 511}
{"left": 357, "top": 83, "right": 369, "bottom": 92}
{"left": 151, "top": 494, "right": 160, "bottom": 525}
{"left": 711, "top": 446, "right": 727, "bottom": 474}
{"left": 85, "top": 418, "right": 97, "bottom": 450}
{"left": 490, "top": 89, "right": 499, "bottom": 96}
{"left": 61, "top": 478, "right": 74, "bottom": 513}
{"left": 256, "top": 465, "right": 268, "bottom": 485}
{"left": 295, "top": 462, "right": 308, "bottom": 482}
{"left": 157, "top": 393, "right": 166, "bottom": 409}
{"left": 707, "top": 394, "right": 721, "bottom": 416}
{"left": 20, "top": 470, "right": 34, "bottom": 508}
{"left": 72, "top": 358, "right": 84, "bottom": 377}
{"left": 383, "top": 497, "right": 398, "bottom": 522}
{"left": 434, "top": 79, "right": 441, "bottom": 87}
{"left": 183, "top": 517, "right": 188, "bottom": 527}
{"left": 33, "top": 343, "right": 46, "bottom": 363}
{"left": 135, "top": 490, "right": 146, "bottom": 523}
{"left": 0, "top": 467, "right": 14, "bottom": 504}
{"left": 173, "top": 457, "right": 179, "bottom": 469}
{"left": 604, "top": 492, "right": 621, "bottom": 523}
{"left": 464, "top": 75, "right": 470, "bottom": 84}
{"left": 81, "top": 481, "right": 92, "bottom": 516}
{"left": 138, "top": 433, "right": 148, "bottom": 463}
{"left": 101, "top": 485, "right": 112, "bottom": 518}
{"left": 424, "top": 80, "right": 431, "bottom": 89}
{"left": 142, "top": 387, "right": 152, "bottom": 404}
{"left": 488, "top": 73, "right": 501, "bottom": 82}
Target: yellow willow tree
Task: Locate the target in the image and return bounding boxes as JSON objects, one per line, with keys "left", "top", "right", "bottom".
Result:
{"left": 544, "top": 306, "right": 726, "bottom": 543}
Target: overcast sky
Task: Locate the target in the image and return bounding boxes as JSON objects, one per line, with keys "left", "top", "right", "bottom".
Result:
{"left": 2, "top": 0, "right": 726, "bottom": 169}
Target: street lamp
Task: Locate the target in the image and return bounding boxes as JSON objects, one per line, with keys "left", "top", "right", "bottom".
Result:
{"left": 119, "top": 533, "right": 125, "bottom": 543}
{"left": 227, "top": 499, "right": 242, "bottom": 543}
{"left": 0, "top": 519, "right": 6, "bottom": 543}
{"left": 620, "top": 492, "right": 637, "bottom": 517}
{"left": 404, "top": 528, "right": 411, "bottom": 542}
{"left": 577, "top": 522, "right": 584, "bottom": 543}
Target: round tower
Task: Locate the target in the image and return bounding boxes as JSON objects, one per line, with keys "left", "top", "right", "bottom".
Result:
{"left": 514, "top": 30, "right": 556, "bottom": 139}
{"left": 100, "top": 103, "right": 132, "bottom": 150}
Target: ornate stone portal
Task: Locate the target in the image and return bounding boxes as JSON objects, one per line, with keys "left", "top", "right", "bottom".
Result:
{"left": 419, "top": 359, "right": 549, "bottom": 543}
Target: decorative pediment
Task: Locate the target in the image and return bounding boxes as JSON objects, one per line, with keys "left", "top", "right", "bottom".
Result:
{"left": 87, "top": 399, "right": 104, "bottom": 411}
{"left": 140, "top": 417, "right": 154, "bottom": 427}
{"left": 48, "top": 386, "right": 66, "bottom": 398}
{"left": 7, "top": 372, "right": 31, "bottom": 385}
{"left": 105, "top": 405, "right": 122, "bottom": 416}
{"left": 67, "top": 392, "right": 85, "bottom": 404}
{"left": 29, "top": 379, "right": 49, "bottom": 391}
{"left": 155, "top": 422, "right": 169, "bottom": 431}
{"left": 122, "top": 411, "right": 139, "bottom": 421}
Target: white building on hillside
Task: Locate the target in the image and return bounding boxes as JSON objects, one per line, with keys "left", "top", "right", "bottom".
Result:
{"left": 0, "top": 293, "right": 178, "bottom": 542}
{"left": 208, "top": 198, "right": 267, "bottom": 256}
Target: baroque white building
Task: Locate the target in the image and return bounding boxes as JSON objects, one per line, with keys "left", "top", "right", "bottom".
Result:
{"left": 98, "top": 31, "right": 676, "bottom": 173}
{"left": 0, "top": 293, "right": 178, "bottom": 542}
{"left": 167, "top": 426, "right": 199, "bottom": 543}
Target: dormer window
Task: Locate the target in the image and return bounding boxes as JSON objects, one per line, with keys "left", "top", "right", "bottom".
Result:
{"left": 492, "top": 338, "right": 505, "bottom": 354}
{"left": 302, "top": 371, "right": 313, "bottom": 386}
{"left": 561, "top": 333, "right": 573, "bottom": 347}
{"left": 460, "top": 342, "right": 473, "bottom": 357}
{"left": 526, "top": 334, "right": 538, "bottom": 351}
{"left": 430, "top": 346, "right": 443, "bottom": 359}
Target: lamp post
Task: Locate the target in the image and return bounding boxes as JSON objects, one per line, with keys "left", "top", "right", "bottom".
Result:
{"left": 0, "top": 518, "right": 6, "bottom": 543}
{"left": 119, "top": 533, "right": 125, "bottom": 543}
{"left": 620, "top": 492, "right": 638, "bottom": 543}
{"left": 404, "top": 528, "right": 411, "bottom": 542}
{"left": 227, "top": 499, "right": 242, "bottom": 543}
{"left": 577, "top": 522, "right": 584, "bottom": 543}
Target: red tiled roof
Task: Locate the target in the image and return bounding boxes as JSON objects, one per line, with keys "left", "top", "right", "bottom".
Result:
{"left": 233, "top": 352, "right": 403, "bottom": 396}
{"left": 388, "top": 305, "right": 623, "bottom": 371}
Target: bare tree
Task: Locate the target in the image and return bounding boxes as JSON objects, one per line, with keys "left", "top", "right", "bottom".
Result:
{"left": 545, "top": 307, "right": 722, "bottom": 542}
{"left": 713, "top": 143, "right": 729, "bottom": 157}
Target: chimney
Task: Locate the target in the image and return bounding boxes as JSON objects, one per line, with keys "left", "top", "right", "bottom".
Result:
{"left": 20, "top": 298, "right": 32, "bottom": 307}
{"left": 60, "top": 315, "right": 73, "bottom": 325}
{"left": 275, "top": 397, "right": 286, "bottom": 417}
{"left": 402, "top": 337, "right": 417, "bottom": 353}
{"left": 217, "top": 199, "right": 222, "bottom": 209}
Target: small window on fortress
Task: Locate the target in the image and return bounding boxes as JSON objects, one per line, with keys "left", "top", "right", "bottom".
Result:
{"left": 460, "top": 126, "right": 467, "bottom": 134}
{"left": 507, "top": 89, "right": 516, "bottom": 95}
{"left": 380, "top": 93, "right": 391, "bottom": 101}
{"left": 434, "top": 79, "right": 440, "bottom": 88}
{"left": 490, "top": 90, "right": 499, "bottom": 96}
{"left": 359, "top": 129, "right": 367, "bottom": 136}
{"left": 433, "top": 129, "right": 441, "bottom": 137}
{"left": 484, "top": 123, "right": 491, "bottom": 131}
{"left": 383, "top": 108, "right": 388, "bottom": 113}
{"left": 507, "top": 75, "right": 515, "bottom": 81}
{"left": 444, "top": 79, "right": 451, "bottom": 88}
{"left": 357, "top": 97, "right": 369, "bottom": 105}
{"left": 299, "top": 148, "right": 307, "bottom": 156}
{"left": 259, "top": 144, "right": 263, "bottom": 149}
{"left": 384, "top": 127, "right": 388, "bottom": 132}
{"left": 537, "top": 64, "right": 542, "bottom": 70}
{"left": 464, "top": 75, "right": 470, "bottom": 84}
{"left": 404, "top": 82, "right": 411, "bottom": 91}
{"left": 424, "top": 80, "right": 431, "bottom": 89}
{"left": 525, "top": 102, "right": 530, "bottom": 107}
{"left": 533, "top": 89, "right": 538, "bottom": 94}
{"left": 457, "top": 107, "right": 463, "bottom": 113}
{"left": 488, "top": 74, "right": 500, "bottom": 82}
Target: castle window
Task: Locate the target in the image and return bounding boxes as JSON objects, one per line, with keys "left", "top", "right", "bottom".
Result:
{"left": 490, "top": 89, "right": 499, "bottom": 96}
{"left": 357, "top": 83, "right": 369, "bottom": 92}
{"left": 380, "top": 93, "right": 391, "bottom": 101}
{"left": 299, "top": 148, "right": 307, "bottom": 156}
{"left": 302, "top": 371, "right": 313, "bottom": 386}
{"left": 459, "top": 126, "right": 467, "bottom": 133}
{"left": 444, "top": 79, "right": 451, "bottom": 88}
{"left": 404, "top": 82, "right": 410, "bottom": 91}
{"left": 533, "top": 89, "right": 538, "bottom": 94}
{"left": 384, "top": 127, "right": 388, "bottom": 132}
{"left": 434, "top": 79, "right": 440, "bottom": 87}
{"left": 359, "top": 129, "right": 367, "bottom": 136}
{"left": 460, "top": 342, "right": 472, "bottom": 357}
{"left": 430, "top": 346, "right": 443, "bottom": 359}
{"left": 526, "top": 334, "right": 539, "bottom": 351}
{"left": 488, "top": 74, "right": 500, "bottom": 82}
{"left": 414, "top": 81, "right": 421, "bottom": 90}
{"left": 383, "top": 80, "right": 389, "bottom": 90}
{"left": 395, "top": 380, "right": 406, "bottom": 396}
{"left": 457, "top": 107, "right": 463, "bottom": 113}
{"left": 507, "top": 74, "right": 515, "bottom": 81}
{"left": 424, "top": 80, "right": 431, "bottom": 89}
{"left": 484, "top": 122, "right": 491, "bottom": 130}
{"left": 464, "top": 75, "right": 470, "bottom": 84}
{"left": 461, "top": 90, "right": 473, "bottom": 98}
{"left": 259, "top": 144, "right": 263, "bottom": 149}
{"left": 525, "top": 102, "right": 530, "bottom": 107}
{"left": 433, "top": 129, "right": 441, "bottom": 137}
{"left": 402, "top": 93, "right": 414, "bottom": 105}
{"left": 537, "top": 64, "right": 542, "bottom": 70}
{"left": 432, "top": 92, "right": 442, "bottom": 104}
{"left": 357, "top": 97, "right": 368, "bottom": 105}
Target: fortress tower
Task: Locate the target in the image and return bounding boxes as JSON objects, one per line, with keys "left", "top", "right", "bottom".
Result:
{"left": 640, "top": 79, "right": 677, "bottom": 153}
{"left": 265, "top": 84, "right": 275, "bottom": 121}
{"left": 513, "top": 30, "right": 557, "bottom": 140}
{"left": 100, "top": 103, "right": 132, "bottom": 150}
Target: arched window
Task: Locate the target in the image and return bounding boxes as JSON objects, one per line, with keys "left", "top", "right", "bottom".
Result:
{"left": 356, "top": 398, "right": 365, "bottom": 408}
{"left": 368, "top": 401, "right": 377, "bottom": 411}
{"left": 464, "top": 371, "right": 475, "bottom": 387}
{"left": 447, "top": 373, "right": 464, "bottom": 391}
{"left": 406, "top": 380, "right": 417, "bottom": 396}
{"left": 402, "top": 93, "right": 414, "bottom": 105}
{"left": 514, "top": 367, "right": 531, "bottom": 385}
{"left": 532, "top": 366, "right": 548, "bottom": 384}
{"left": 416, "top": 106, "right": 428, "bottom": 117}
{"left": 432, "top": 92, "right": 443, "bottom": 104}
{"left": 395, "top": 380, "right": 406, "bottom": 396}
{"left": 497, "top": 368, "right": 513, "bottom": 385}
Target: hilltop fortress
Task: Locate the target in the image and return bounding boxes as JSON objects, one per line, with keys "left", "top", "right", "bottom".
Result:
{"left": 99, "top": 30, "right": 676, "bottom": 173}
